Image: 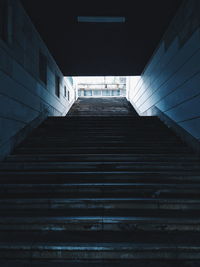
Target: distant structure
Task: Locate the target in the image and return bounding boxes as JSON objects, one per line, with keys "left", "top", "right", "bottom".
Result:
{"left": 77, "top": 76, "right": 127, "bottom": 97}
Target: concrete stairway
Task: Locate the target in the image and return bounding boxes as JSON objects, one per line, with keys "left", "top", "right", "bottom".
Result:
{"left": 67, "top": 97, "right": 138, "bottom": 116}
{"left": 1, "top": 107, "right": 200, "bottom": 265}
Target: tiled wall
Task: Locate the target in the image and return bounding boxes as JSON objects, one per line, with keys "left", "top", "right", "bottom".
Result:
{"left": 129, "top": 0, "right": 200, "bottom": 143}
{"left": 0, "top": 0, "right": 75, "bottom": 158}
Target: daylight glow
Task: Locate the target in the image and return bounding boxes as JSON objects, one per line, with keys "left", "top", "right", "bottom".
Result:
{"left": 73, "top": 76, "right": 128, "bottom": 98}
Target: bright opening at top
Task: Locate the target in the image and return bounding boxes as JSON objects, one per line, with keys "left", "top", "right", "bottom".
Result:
{"left": 74, "top": 76, "right": 127, "bottom": 98}
{"left": 73, "top": 76, "right": 141, "bottom": 98}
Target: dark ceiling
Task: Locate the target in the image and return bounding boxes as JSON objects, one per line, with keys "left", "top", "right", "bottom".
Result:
{"left": 21, "top": 0, "right": 183, "bottom": 76}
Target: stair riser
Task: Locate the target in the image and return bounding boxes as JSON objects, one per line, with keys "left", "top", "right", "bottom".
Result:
{"left": 1, "top": 204, "right": 200, "bottom": 210}
{"left": 5, "top": 159, "right": 198, "bottom": 164}
{"left": 41, "top": 124, "right": 167, "bottom": 129}
{"left": 0, "top": 191, "right": 199, "bottom": 199}
{"left": 38, "top": 130, "right": 172, "bottom": 134}
{"left": 1, "top": 174, "right": 200, "bottom": 184}
{"left": 1, "top": 111, "right": 200, "bottom": 263}
{"left": 0, "top": 260, "right": 199, "bottom": 266}
{"left": 33, "top": 125, "right": 174, "bottom": 130}
{"left": 32, "top": 132, "right": 175, "bottom": 137}
{"left": 22, "top": 142, "right": 183, "bottom": 147}
{"left": 39, "top": 121, "right": 170, "bottom": 125}
{"left": 15, "top": 149, "right": 190, "bottom": 155}
{"left": 1, "top": 201, "right": 200, "bottom": 210}
{"left": 30, "top": 134, "right": 177, "bottom": 139}
{"left": 0, "top": 250, "right": 200, "bottom": 260}
{"left": 43, "top": 118, "right": 162, "bottom": 122}
{"left": 6, "top": 155, "right": 198, "bottom": 163}
{"left": 28, "top": 138, "right": 178, "bottom": 144}
{"left": 1, "top": 222, "right": 200, "bottom": 232}
{"left": 1, "top": 164, "right": 199, "bottom": 171}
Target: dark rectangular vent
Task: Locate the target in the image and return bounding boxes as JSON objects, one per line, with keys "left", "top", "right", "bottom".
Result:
{"left": 77, "top": 16, "right": 125, "bottom": 23}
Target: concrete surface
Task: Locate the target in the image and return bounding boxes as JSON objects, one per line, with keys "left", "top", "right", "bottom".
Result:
{"left": 128, "top": 0, "right": 200, "bottom": 143}
{"left": 68, "top": 98, "right": 138, "bottom": 116}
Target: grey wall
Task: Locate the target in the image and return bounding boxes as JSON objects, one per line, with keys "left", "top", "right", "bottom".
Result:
{"left": 128, "top": 0, "right": 200, "bottom": 144}
{"left": 0, "top": 0, "right": 75, "bottom": 159}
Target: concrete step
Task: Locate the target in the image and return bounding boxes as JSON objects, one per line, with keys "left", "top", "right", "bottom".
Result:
{"left": 50, "top": 115, "right": 157, "bottom": 118}
{"left": 6, "top": 154, "right": 199, "bottom": 162}
{"left": 31, "top": 133, "right": 177, "bottom": 140}
{"left": 24, "top": 138, "right": 182, "bottom": 145}
{"left": 39, "top": 126, "right": 171, "bottom": 133}
{"left": 44, "top": 116, "right": 160, "bottom": 121}
{"left": 1, "top": 214, "right": 200, "bottom": 231}
{"left": 47, "top": 115, "right": 160, "bottom": 120}
{"left": 2, "top": 110, "right": 200, "bottom": 264}
{"left": 1, "top": 171, "right": 200, "bottom": 184}
{"left": 22, "top": 140, "right": 184, "bottom": 146}
{"left": 1, "top": 198, "right": 200, "bottom": 210}
{"left": 37, "top": 122, "right": 172, "bottom": 128}
{"left": 30, "top": 134, "right": 178, "bottom": 140}
{"left": 42, "top": 116, "right": 163, "bottom": 122}
{"left": 0, "top": 205, "right": 199, "bottom": 215}
{"left": 27, "top": 132, "right": 179, "bottom": 137}
{"left": 35, "top": 123, "right": 174, "bottom": 130}
{"left": 20, "top": 144, "right": 186, "bottom": 151}
{"left": 39, "top": 119, "right": 168, "bottom": 124}
{"left": 1, "top": 240, "right": 200, "bottom": 259}
{"left": 0, "top": 230, "right": 199, "bottom": 243}
{"left": 0, "top": 183, "right": 200, "bottom": 199}
{"left": 14, "top": 147, "right": 191, "bottom": 154}
{"left": 36, "top": 128, "right": 174, "bottom": 135}
{"left": 0, "top": 259, "right": 198, "bottom": 267}
{"left": 31, "top": 130, "right": 178, "bottom": 137}
{"left": 1, "top": 161, "right": 199, "bottom": 171}
{"left": 34, "top": 121, "right": 173, "bottom": 128}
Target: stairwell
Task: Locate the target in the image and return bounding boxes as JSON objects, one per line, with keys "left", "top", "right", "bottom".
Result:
{"left": 0, "top": 98, "right": 200, "bottom": 266}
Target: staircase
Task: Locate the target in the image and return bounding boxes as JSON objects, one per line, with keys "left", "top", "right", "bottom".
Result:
{"left": 1, "top": 98, "right": 200, "bottom": 266}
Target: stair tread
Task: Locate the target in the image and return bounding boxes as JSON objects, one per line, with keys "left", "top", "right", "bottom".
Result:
{"left": 1, "top": 107, "right": 200, "bottom": 261}
{"left": 0, "top": 260, "right": 198, "bottom": 267}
